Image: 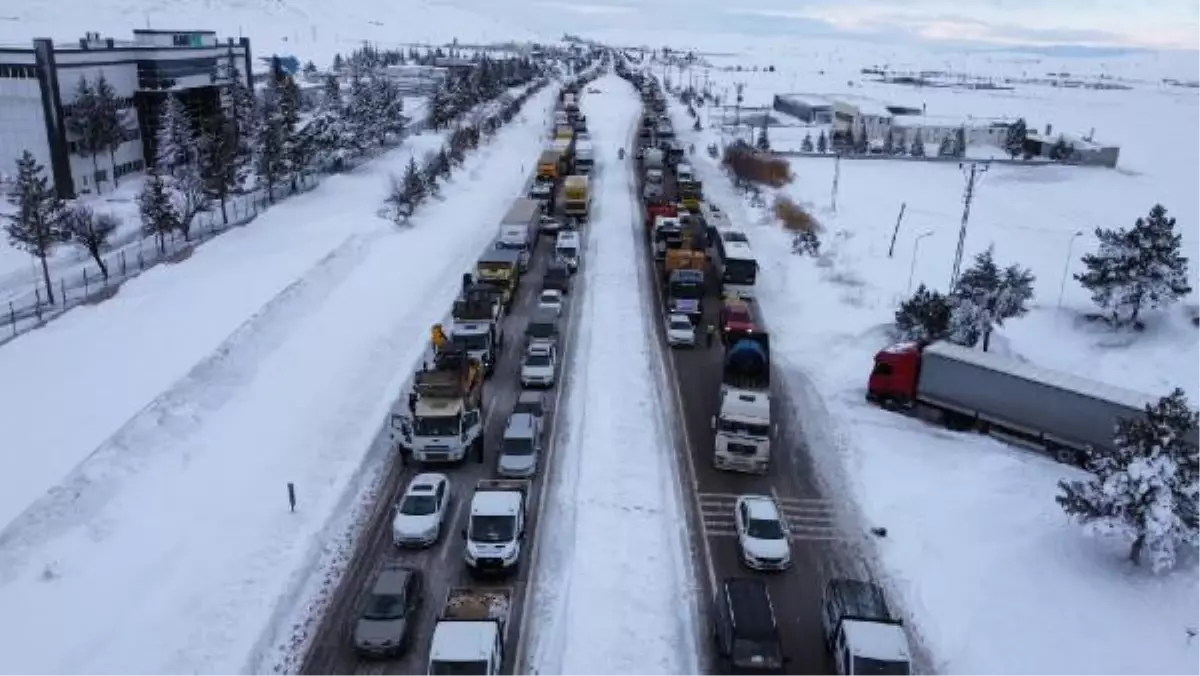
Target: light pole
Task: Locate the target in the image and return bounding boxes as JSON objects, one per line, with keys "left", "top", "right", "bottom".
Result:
{"left": 908, "top": 230, "right": 935, "bottom": 293}
{"left": 1057, "top": 230, "right": 1084, "bottom": 310}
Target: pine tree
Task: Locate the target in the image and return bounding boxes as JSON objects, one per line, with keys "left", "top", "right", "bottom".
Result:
{"left": 60, "top": 204, "right": 117, "bottom": 280}
{"left": 402, "top": 156, "right": 426, "bottom": 206}
{"left": 3, "top": 151, "right": 66, "bottom": 304}
{"left": 155, "top": 94, "right": 195, "bottom": 174}
{"left": 894, "top": 284, "right": 952, "bottom": 342}
{"left": 909, "top": 129, "right": 925, "bottom": 157}
{"left": 435, "top": 146, "right": 452, "bottom": 178}
{"left": 65, "top": 76, "right": 105, "bottom": 193}
{"left": 169, "top": 158, "right": 214, "bottom": 241}
{"left": 1075, "top": 205, "right": 1191, "bottom": 326}
{"left": 816, "top": 129, "right": 828, "bottom": 153}
{"left": 947, "top": 246, "right": 1036, "bottom": 350}
{"left": 801, "top": 132, "right": 814, "bottom": 153}
{"left": 138, "top": 169, "right": 177, "bottom": 253}
{"left": 954, "top": 126, "right": 967, "bottom": 158}
{"left": 1057, "top": 388, "right": 1199, "bottom": 572}
{"left": 332, "top": 53, "right": 345, "bottom": 71}
{"left": 93, "top": 74, "right": 125, "bottom": 186}
{"left": 254, "top": 84, "right": 288, "bottom": 203}
{"left": 303, "top": 60, "right": 317, "bottom": 76}
{"left": 197, "top": 112, "right": 245, "bottom": 225}
{"left": 1004, "top": 117, "right": 1027, "bottom": 159}
{"left": 791, "top": 229, "right": 820, "bottom": 256}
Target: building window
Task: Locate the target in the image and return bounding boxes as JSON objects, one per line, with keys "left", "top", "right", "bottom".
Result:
{"left": 0, "top": 64, "right": 37, "bottom": 79}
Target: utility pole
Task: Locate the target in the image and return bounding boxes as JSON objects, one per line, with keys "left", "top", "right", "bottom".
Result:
{"left": 830, "top": 152, "right": 842, "bottom": 214}
{"left": 734, "top": 82, "right": 745, "bottom": 141}
{"left": 887, "top": 202, "right": 907, "bottom": 257}
{"left": 949, "top": 161, "right": 989, "bottom": 289}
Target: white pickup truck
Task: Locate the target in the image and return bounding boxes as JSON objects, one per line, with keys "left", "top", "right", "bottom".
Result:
{"left": 462, "top": 479, "right": 530, "bottom": 574}
{"left": 428, "top": 587, "right": 511, "bottom": 675}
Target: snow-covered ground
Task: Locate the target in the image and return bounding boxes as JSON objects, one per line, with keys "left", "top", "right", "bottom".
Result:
{"left": 527, "top": 73, "right": 698, "bottom": 675}
{"left": 664, "top": 48, "right": 1200, "bottom": 674}
{"left": 0, "top": 85, "right": 558, "bottom": 674}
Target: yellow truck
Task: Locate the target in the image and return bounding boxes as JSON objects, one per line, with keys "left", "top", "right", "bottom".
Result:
{"left": 555, "top": 125, "right": 574, "bottom": 141}
{"left": 562, "top": 175, "right": 590, "bottom": 221}
{"left": 537, "top": 149, "right": 563, "bottom": 181}
{"left": 665, "top": 248, "right": 706, "bottom": 277}
{"left": 474, "top": 246, "right": 522, "bottom": 307}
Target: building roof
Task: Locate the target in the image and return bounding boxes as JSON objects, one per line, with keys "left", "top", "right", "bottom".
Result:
{"left": 777, "top": 93, "right": 834, "bottom": 108}
{"left": 826, "top": 93, "right": 895, "bottom": 118}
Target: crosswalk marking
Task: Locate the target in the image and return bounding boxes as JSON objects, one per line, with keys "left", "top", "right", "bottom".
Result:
{"left": 697, "top": 491, "right": 848, "bottom": 542}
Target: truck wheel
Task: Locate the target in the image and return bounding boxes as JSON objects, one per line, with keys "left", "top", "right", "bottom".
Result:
{"left": 1052, "top": 445, "right": 1084, "bottom": 467}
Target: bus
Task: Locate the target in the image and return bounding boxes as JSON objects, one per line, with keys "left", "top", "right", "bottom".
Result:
{"left": 713, "top": 230, "right": 758, "bottom": 299}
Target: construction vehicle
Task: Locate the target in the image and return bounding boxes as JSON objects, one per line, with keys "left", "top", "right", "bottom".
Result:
{"left": 561, "top": 175, "right": 590, "bottom": 221}
{"left": 821, "top": 579, "right": 911, "bottom": 675}
{"left": 537, "top": 149, "right": 563, "bottom": 182}
{"left": 474, "top": 247, "right": 522, "bottom": 309}
{"left": 713, "top": 315, "right": 772, "bottom": 474}
{"left": 867, "top": 340, "right": 1200, "bottom": 466}
{"left": 463, "top": 479, "right": 531, "bottom": 575}
{"left": 428, "top": 587, "right": 511, "bottom": 675}
{"left": 393, "top": 345, "right": 484, "bottom": 463}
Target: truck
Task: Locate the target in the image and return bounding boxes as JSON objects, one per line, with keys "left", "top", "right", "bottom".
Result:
{"left": 554, "top": 125, "right": 574, "bottom": 142}
{"left": 562, "top": 91, "right": 579, "bottom": 111}
{"left": 574, "top": 139, "right": 595, "bottom": 174}
{"left": 474, "top": 247, "right": 522, "bottom": 309}
{"left": 462, "top": 479, "right": 530, "bottom": 575}
{"left": 536, "top": 149, "right": 563, "bottom": 182}
{"left": 821, "top": 579, "right": 911, "bottom": 675}
{"left": 666, "top": 268, "right": 705, "bottom": 317}
{"left": 645, "top": 203, "right": 677, "bottom": 237}
{"left": 427, "top": 587, "right": 511, "bottom": 675}
{"left": 643, "top": 147, "right": 665, "bottom": 171}
{"left": 665, "top": 248, "right": 706, "bottom": 277}
{"left": 498, "top": 198, "right": 540, "bottom": 271}
{"left": 561, "top": 175, "right": 590, "bottom": 221}
{"left": 867, "top": 340, "right": 1200, "bottom": 466}
{"left": 712, "top": 318, "right": 773, "bottom": 473}
{"left": 393, "top": 347, "right": 484, "bottom": 463}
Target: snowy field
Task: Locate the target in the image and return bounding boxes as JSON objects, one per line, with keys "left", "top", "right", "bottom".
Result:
{"left": 527, "top": 74, "right": 698, "bottom": 675}
{"left": 664, "top": 44, "right": 1200, "bottom": 675}
{"left": 0, "top": 86, "right": 558, "bottom": 673}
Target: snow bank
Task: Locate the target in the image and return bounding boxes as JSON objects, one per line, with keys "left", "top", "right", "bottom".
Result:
{"left": 528, "top": 74, "right": 698, "bottom": 675}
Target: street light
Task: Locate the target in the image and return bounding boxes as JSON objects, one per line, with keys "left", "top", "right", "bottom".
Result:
{"left": 1057, "top": 230, "right": 1085, "bottom": 310}
{"left": 908, "top": 230, "right": 935, "bottom": 294}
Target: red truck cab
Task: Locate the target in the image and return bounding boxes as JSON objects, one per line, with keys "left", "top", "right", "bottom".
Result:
{"left": 866, "top": 341, "right": 923, "bottom": 404}
{"left": 720, "top": 299, "right": 755, "bottom": 343}
{"left": 646, "top": 203, "right": 677, "bottom": 232}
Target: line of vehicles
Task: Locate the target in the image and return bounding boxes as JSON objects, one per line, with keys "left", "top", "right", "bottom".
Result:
{"left": 619, "top": 61, "right": 913, "bottom": 676}
{"left": 348, "top": 69, "right": 603, "bottom": 675}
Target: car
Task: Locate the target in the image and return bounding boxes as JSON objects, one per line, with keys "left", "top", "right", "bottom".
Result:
{"left": 543, "top": 261, "right": 571, "bottom": 294}
{"left": 538, "top": 289, "right": 564, "bottom": 317}
{"left": 497, "top": 412, "right": 543, "bottom": 478}
{"left": 666, "top": 313, "right": 695, "bottom": 348}
{"left": 514, "top": 390, "right": 549, "bottom": 428}
{"left": 521, "top": 342, "right": 558, "bottom": 388}
{"left": 391, "top": 473, "right": 451, "bottom": 547}
{"left": 540, "top": 215, "right": 562, "bottom": 236}
{"left": 353, "top": 562, "right": 423, "bottom": 657}
{"left": 712, "top": 577, "right": 786, "bottom": 672}
{"left": 529, "top": 182, "right": 553, "bottom": 203}
{"left": 734, "top": 495, "right": 792, "bottom": 571}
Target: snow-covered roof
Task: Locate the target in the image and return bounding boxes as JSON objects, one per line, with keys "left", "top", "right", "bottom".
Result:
{"left": 826, "top": 93, "right": 894, "bottom": 119}
{"left": 721, "top": 388, "right": 770, "bottom": 422}
{"left": 429, "top": 621, "right": 498, "bottom": 662}
{"left": 844, "top": 619, "right": 911, "bottom": 662}
{"left": 777, "top": 92, "right": 834, "bottom": 108}
{"left": 925, "top": 341, "right": 1159, "bottom": 412}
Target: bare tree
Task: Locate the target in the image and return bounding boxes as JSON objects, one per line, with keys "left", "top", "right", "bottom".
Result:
{"left": 60, "top": 204, "right": 119, "bottom": 280}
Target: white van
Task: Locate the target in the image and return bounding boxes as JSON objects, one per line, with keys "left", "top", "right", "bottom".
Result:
{"left": 677, "top": 163, "right": 695, "bottom": 183}
{"left": 554, "top": 231, "right": 581, "bottom": 273}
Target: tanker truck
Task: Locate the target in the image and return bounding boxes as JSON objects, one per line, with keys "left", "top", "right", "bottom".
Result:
{"left": 712, "top": 311, "right": 773, "bottom": 474}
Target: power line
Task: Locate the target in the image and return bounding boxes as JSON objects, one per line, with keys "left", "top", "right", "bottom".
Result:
{"left": 949, "top": 161, "right": 989, "bottom": 289}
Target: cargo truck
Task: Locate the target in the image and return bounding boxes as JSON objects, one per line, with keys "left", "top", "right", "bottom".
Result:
{"left": 666, "top": 269, "right": 705, "bottom": 317}
{"left": 536, "top": 149, "right": 563, "bottom": 182}
{"left": 561, "top": 175, "right": 590, "bottom": 221}
{"left": 866, "top": 340, "right": 1199, "bottom": 466}
{"left": 462, "top": 479, "right": 530, "bottom": 575}
{"left": 821, "top": 579, "right": 911, "bottom": 675}
{"left": 551, "top": 137, "right": 574, "bottom": 172}
{"left": 498, "top": 198, "right": 540, "bottom": 271}
{"left": 392, "top": 347, "right": 484, "bottom": 463}
{"left": 643, "top": 147, "right": 665, "bottom": 171}
{"left": 427, "top": 587, "right": 511, "bottom": 675}
{"left": 713, "top": 324, "right": 773, "bottom": 473}
{"left": 575, "top": 139, "right": 595, "bottom": 174}
{"left": 474, "top": 247, "right": 522, "bottom": 309}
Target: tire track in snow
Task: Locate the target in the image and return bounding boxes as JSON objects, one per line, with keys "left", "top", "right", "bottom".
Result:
{"left": 0, "top": 231, "right": 381, "bottom": 581}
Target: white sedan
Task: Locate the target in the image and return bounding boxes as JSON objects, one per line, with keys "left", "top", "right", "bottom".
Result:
{"left": 521, "top": 343, "right": 558, "bottom": 388}
{"left": 734, "top": 495, "right": 792, "bottom": 571}
{"left": 665, "top": 313, "right": 695, "bottom": 348}
{"left": 392, "top": 473, "right": 451, "bottom": 548}
{"left": 538, "top": 289, "right": 564, "bottom": 317}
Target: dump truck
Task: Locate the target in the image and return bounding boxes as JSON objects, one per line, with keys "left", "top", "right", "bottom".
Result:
{"left": 537, "top": 149, "right": 563, "bottom": 182}
{"left": 867, "top": 340, "right": 1200, "bottom": 466}
{"left": 665, "top": 248, "right": 706, "bottom": 277}
{"left": 474, "top": 246, "right": 522, "bottom": 309}
{"left": 561, "top": 175, "right": 590, "bottom": 221}
{"left": 498, "top": 198, "right": 540, "bottom": 271}
{"left": 427, "top": 587, "right": 511, "bottom": 675}
{"left": 821, "top": 579, "right": 911, "bottom": 675}
{"left": 463, "top": 479, "right": 530, "bottom": 575}
{"left": 392, "top": 346, "right": 484, "bottom": 463}
{"left": 714, "top": 318, "right": 773, "bottom": 474}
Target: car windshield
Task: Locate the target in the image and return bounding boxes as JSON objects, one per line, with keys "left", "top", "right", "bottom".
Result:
{"left": 852, "top": 657, "right": 911, "bottom": 675}
{"left": 732, "top": 638, "right": 782, "bottom": 670}
{"left": 413, "top": 414, "right": 458, "bottom": 437}
{"left": 525, "top": 354, "right": 552, "bottom": 368}
{"left": 747, "top": 517, "right": 785, "bottom": 540}
{"left": 670, "top": 320, "right": 692, "bottom": 331}
{"left": 717, "top": 418, "right": 770, "bottom": 438}
{"left": 361, "top": 593, "right": 405, "bottom": 621}
{"left": 670, "top": 282, "right": 705, "bottom": 299}
{"left": 540, "top": 293, "right": 560, "bottom": 304}
{"left": 528, "top": 323, "right": 555, "bottom": 338}
{"left": 399, "top": 493, "right": 437, "bottom": 516}
{"left": 429, "top": 660, "right": 490, "bottom": 675}
{"left": 469, "top": 515, "right": 516, "bottom": 542}
{"left": 556, "top": 245, "right": 577, "bottom": 257}
{"left": 452, "top": 333, "right": 489, "bottom": 351}
{"left": 503, "top": 437, "right": 535, "bottom": 456}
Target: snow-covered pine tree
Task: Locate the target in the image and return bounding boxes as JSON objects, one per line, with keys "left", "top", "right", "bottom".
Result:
{"left": 197, "top": 111, "right": 243, "bottom": 226}
{"left": 138, "top": 168, "right": 177, "bottom": 253}
{"left": 435, "top": 146, "right": 452, "bottom": 179}
{"left": 373, "top": 75, "right": 408, "bottom": 143}
{"left": 801, "top": 132, "right": 814, "bottom": 153}
{"left": 909, "top": 128, "right": 925, "bottom": 157}
{"left": 3, "top": 150, "right": 66, "bottom": 303}
{"left": 816, "top": 129, "right": 828, "bottom": 153}
{"left": 937, "top": 134, "right": 955, "bottom": 157}
{"left": 322, "top": 74, "right": 340, "bottom": 108}
{"left": 93, "top": 74, "right": 126, "bottom": 186}
{"left": 169, "top": 157, "right": 214, "bottom": 241}
{"left": 155, "top": 94, "right": 195, "bottom": 174}
{"left": 60, "top": 204, "right": 118, "bottom": 280}
{"left": 947, "top": 246, "right": 1035, "bottom": 350}
{"left": 1003, "top": 117, "right": 1027, "bottom": 159}
{"left": 422, "top": 152, "right": 441, "bottom": 196}
{"left": 332, "top": 53, "right": 345, "bottom": 71}
{"left": 1076, "top": 204, "right": 1192, "bottom": 326}
{"left": 894, "top": 284, "right": 952, "bottom": 342}
{"left": 402, "top": 156, "right": 426, "bottom": 207}
{"left": 254, "top": 84, "right": 288, "bottom": 203}
{"left": 65, "top": 76, "right": 105, "bottom": 193}
{"left": 1057, "top": 388, "right": 1199, "bottom": 572}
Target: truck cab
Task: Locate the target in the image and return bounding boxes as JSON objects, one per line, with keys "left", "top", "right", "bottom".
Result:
{"left": 714, "top": 330, "right": 773, "bottom": 473}
{"left": 449, "top": 321, "right": 502, "bottom": 377}
{"left": 463, "top": 480, "right": 529, "bottom": 575}
{"left": 394, "top": 349, "right": 484, "bottom": 463}
{"left": 822, "top": 579, "right": 912, "bottom": 676}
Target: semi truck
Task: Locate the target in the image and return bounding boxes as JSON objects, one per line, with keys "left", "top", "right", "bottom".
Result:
{"left": 536, "top": 149, "right": 563, "bottom": 182}
{"left": 713, "top": 319, "right": 773, "bottom": 473}
{"left": 427, "top": 587, "right": 511, "bottom": 675}
{"left": 574, "top": 139, "right": 595, "bottom": 174}
{"left": 821, "top": 579, "right": 911, "bottom": 675}
{"left": 393, "top": 346, "right": 484, "bottom": 463}
{"left": 463, "top": 479, "right": 530, "bottom": 575}
{"left": 561, "top": 175, "right": 590, "bottom": 221}
{"left": 498, "top": 198, "right": 540, "bottom": 271}
{"left": 866, "top": 340, "right": 1199, "bottom": 466}
{"left": 666, "top": 269, "right": 704, "bottom": 317}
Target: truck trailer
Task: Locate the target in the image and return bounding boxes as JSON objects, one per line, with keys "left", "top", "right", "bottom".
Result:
{"left": 427, "top": 587, "right": 511, "bottom": 675}
{"left": 867, "top": 340, "right": 1199, "bottom": 466}
{"left": 498, "top": 198, "right": 540, "bottom": 271}
{"left": 561, "top": 175, "right": 590, "bottom": 221}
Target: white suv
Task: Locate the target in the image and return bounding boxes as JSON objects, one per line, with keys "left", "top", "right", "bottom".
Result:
{"left": 665, "top": 313, "right": 695, "bottom": 347}
{"left": 520, "top": 342, "right": 558, "bottom": 388}
{"left": 734, "top": 495, "right": 792, "bottom": 571}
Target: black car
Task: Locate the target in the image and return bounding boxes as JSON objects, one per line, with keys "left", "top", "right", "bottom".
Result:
{"left": 542, "top": 261, "right": 571, "bottom": 294}
{"left": 713, "top": 577, "right": 787, "bottom": 673}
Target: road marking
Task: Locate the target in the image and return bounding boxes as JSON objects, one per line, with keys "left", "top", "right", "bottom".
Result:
{"left": 697, "top": 491, "right": 847, "bottom": 543}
